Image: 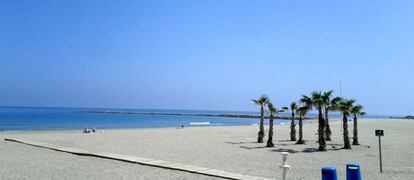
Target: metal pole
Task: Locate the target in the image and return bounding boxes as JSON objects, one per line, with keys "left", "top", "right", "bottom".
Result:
{"left": 379, "top": 136, "right": 383, "bottom": 173}
{"left": 339, "top": 79, "right": 342, "bottom": 97}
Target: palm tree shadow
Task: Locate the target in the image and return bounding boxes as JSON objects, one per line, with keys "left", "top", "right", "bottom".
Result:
{"left": 302, "top": 147, "right": 343, "bottom": 153}
{"left": 278, "top": 140, "right": 293, "bottom": 142}
{"left": 276, "top": 144, "right": 290, "bottom": 146}
{"left": 277, "top": 140, "right": 298, "bottom": 146}
{"left": 327, "top": 143, "right": 343, "bottom": 146}
{"left": 225, "top": 141, "right": 254, "bottom": 145}
{"left": 302, "top": 148, "right": 318, "bottom": 153}
{"left": 270, "top": 148, "right": 299, "bottom": 154}
{"left": 239, "top": 146, "right": 268, "bottom": 149}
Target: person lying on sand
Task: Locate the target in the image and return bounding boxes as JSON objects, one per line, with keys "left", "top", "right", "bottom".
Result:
{"left": 82, "top": 128, "right": 104, "bottom": 134}
{"left": 83, "top": 128, "right": 104, "bottom": 133}
{"left": 83, "top": 128, "right": 91, "bottom": 133}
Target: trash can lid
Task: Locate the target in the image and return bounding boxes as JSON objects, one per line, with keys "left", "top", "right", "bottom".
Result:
{"left": 346, "top": 163, "right": 360, "bottom": 167}
{"left": 322, "top": 167, "right": 337, "bottom": 171}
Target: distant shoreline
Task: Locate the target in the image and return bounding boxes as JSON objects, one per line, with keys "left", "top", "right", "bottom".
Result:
{"left": 389, "top": 115, "right": 414, "bottom": 120}
{"left": 85, "top": 110, "right": 316, "bottom": 120}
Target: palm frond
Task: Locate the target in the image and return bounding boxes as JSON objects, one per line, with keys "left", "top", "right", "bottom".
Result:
{"left": 351, "top": 104, "right": 365, "bottom": 115}
{"left": 290, "top": 102, "right": 298, "bottom": 111}
{"left": 252, "top": 94, "right": 269, "bottom": 106}
{"left": 311, "top": 91, "right": 322, "bottom": 99}
{"left": 348, "top": 99, "right": 356, "bottom": 105}
{"left": 329, "top": 96, "right": 343, "bottom": 111}
{"left": 311, "top": 91, "right": 324, "bottom": 107}
{"left": 300, "top": 95, "right": 312, "bottom": 104}
{"left": 258, "top": 95, "right": 269, "bottom": 104}
{"left": 297, "top": 106, "right": 310, "bottom": 116}
{"left": 322, "top": 90, "right": 333, "bottom": 104}
{"left": 338, "top": 98, "right": 355, "bottom": 115}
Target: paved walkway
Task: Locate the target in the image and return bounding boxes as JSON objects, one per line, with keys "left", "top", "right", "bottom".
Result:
{"left": 4, "top": 138, "right": 273, "bottom": 180}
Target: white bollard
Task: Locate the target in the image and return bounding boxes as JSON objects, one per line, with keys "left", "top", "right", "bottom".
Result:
{"left": 280, "top": 152, "right": 291, "bottom": 180}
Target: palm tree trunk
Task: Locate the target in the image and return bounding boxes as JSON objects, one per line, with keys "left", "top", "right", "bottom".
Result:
{"left": 318, "top": 108, "right": 327, "bottom": 151}
{"left": 325, "top": 109, "right": 332, "bottom": 141}
{"left": 352, "top": 114, "right": 359, "bottom": 145}
{"left": 267, "top": 115, "right": 274, "bottom": 147}
{"left": 290, "top": 112, "right": 297, "bottom": 141}
{"left": 343, "top": 114, "right": 351, "bottom": 149}
{"left": 296, "top": 114, "right": 305, "bottom": 144}
{"left": 258, "top": 106, "right": 265, "bottom": 143}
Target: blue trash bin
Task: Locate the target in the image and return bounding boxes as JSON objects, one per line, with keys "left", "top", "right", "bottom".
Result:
{"left": 322, "top": 167, "right": 338, "bottom": 180}
{"left": 346, "top": 163, "right": 362, "bottom": 180}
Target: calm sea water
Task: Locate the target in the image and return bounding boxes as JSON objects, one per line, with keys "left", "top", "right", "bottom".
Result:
{"left": 0, "top": 107, "right": 292, "bottom": 131}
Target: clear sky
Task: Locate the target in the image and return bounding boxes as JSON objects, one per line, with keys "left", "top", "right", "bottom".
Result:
{"left": 1, "top": 0, "right": 413, "bottom": 115}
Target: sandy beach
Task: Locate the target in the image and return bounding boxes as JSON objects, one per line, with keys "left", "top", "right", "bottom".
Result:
{"left": 1, "top": 119, "right": 413, "bottom": 179}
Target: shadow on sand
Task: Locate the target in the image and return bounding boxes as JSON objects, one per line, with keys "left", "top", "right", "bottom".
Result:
{"left": 278, "top": 140, "right": 295, "bottom": 142}
{"left": 224, "top": 141, "right": 253, "bottom": 145}
{"left": 226, "top": 140, "right": 351, "bottom": 154}
{"left": 302, "top": 148, "right": 318, "bottom": 153}
{"left": 239, "top": 146, "right": 268, "bottom": 149}
{"left": 270, "top": 148, "right": 299, "bottom": 154}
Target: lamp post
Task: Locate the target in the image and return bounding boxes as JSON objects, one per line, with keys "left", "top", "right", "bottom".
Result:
{"left": 335, "top": 78, "right": 342, "bottom": 97}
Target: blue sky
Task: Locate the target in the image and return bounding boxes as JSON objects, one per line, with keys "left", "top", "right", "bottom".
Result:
{"left": 1, "top": 0, "right": 413, "bottom": 115}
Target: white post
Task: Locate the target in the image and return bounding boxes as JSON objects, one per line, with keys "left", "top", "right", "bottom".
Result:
{"left": 280, "top": 152, "right": 290, "bottom": 180}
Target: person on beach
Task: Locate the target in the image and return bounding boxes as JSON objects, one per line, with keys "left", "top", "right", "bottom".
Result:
{"left": 82, "top": 128, "right": 90, "bottom": 133}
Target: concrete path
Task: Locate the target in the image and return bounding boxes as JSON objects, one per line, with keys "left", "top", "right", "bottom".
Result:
{"left": 4, "top": 138, "right": 273, "bottom": 180}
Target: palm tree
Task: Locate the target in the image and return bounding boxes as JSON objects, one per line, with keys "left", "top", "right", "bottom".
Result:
{"left": 351, "top": 104, "right": 366, "bottom": 145}
{"left": 338, "top": 99, "right": 355, "bottom": 149}
{"left": 321, "top": 90, "right": 333, "bottom": 141}
{"left": 289, "top": 102, "right": 298, "bottom": 141}
{"left": 266, "top": 102, "right": 287, "bottom": 147}
{"left": 252, "top": 95, "right": 269, "bottom": 143}
{"left": 310, "top": 91, "right": 327, "bottom": 151}
{"left": 296, "top": 105, "right": 310, "bottom": 144}
{"left": 327, "top": 96, "right": 343, "bottom": 141}
{"left": 266, "top": 102, "right": 276, "bottom": 147}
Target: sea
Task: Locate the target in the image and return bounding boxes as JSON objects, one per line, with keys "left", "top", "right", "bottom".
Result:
{"left": 0, "top": 106, "right": 293, "bottom": 131}
{"left": 0, "top": 106, "right": 391, "bottom": 131}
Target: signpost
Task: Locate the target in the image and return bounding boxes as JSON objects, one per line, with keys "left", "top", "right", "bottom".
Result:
{"left": 375, "top": 130, "right": 384, "bottom": 173}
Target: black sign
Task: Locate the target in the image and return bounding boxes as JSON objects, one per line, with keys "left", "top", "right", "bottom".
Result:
{"left": 375, "top": 130, "right": 384, "bottom": 136}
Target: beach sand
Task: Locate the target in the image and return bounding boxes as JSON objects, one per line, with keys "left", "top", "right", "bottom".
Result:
{"left": 1, "top": 119, "right": 413, "bottom": 179}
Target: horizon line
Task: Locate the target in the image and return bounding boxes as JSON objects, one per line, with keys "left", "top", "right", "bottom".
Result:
{"left": 0, "top": 105, "right": 402, "bottom": 117}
